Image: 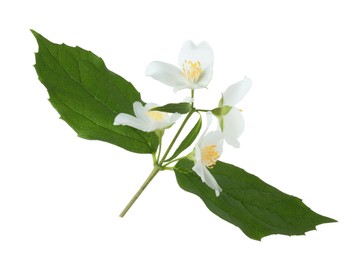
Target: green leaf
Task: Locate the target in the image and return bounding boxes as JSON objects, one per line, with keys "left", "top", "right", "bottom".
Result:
{"left": 151, "top": 102, "right": 191, "bottom": 114}
{"left": 174, "top": 159, "right": 336, "bottom": 240}
{"left": 166, "top": 115, "right": 202, "bottom": 161}
{"left": 32, "top": 30, "right": 158, "bottom": 154}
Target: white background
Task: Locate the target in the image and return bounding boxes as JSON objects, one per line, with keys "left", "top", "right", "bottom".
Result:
{"left": 1, "top": 0, "right": 352, "bottom": 259}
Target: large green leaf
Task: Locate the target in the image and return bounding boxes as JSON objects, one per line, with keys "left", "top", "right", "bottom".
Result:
{"left": 32, "top": 30, "right": 158, "bottom": 154}
{"left": 174, "top": 159, "right": 336, "bottom": 240}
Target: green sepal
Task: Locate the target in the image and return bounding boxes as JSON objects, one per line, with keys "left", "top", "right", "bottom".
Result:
{"left": 166, "top": 115, "right": 202, "bottom": 162}
{"left": 218, "top": 95, "right": 224, "bottom": 107}
{"left": 212, "top": 106, "right": 231, "bottom": 132}
{"left": 32, "top": 30, "right": 158, "bottom": 154}
{"left": 218, "top": 116, "right": 224, "bottom": 131}
{"left": 212, "top": 106, "right": 232, "bottom": 116}
{"left": 174, "top": 159, "right": 336, "bottom": 240}
{"left": 151, "top": 102, "right": 191, "bottom": 114}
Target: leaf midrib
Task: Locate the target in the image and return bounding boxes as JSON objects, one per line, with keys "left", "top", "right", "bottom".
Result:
{"left": 38, "top": 38, "right": 152, "bottom": 149}
{"left": 175, "top": 165, "right": 299, "bottom": 232}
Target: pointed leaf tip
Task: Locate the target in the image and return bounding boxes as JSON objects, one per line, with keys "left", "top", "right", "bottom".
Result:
{"left": 30, "top": 29, "right": 41, "bottom": 40}
{"left": 32, "top": 32, "right": 159, "bottom": 154}
{"left": 174, "top": 159, "right": 336, "bottom": 240}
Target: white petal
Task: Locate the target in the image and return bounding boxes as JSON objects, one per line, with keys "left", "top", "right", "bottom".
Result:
{"left": 143, "top": 103, "right": 160, "bottom": 122}
{"left": 194, "top": 146, "right": 202, "bottom": 161}
{"left": 192, "top": 163, "right": 222, "bottom": 197}
{"left": 178, "top": 41, "right": 214, "bottom": 73}
{"left": 145, "top": 61, "right": 187, "bottom": 89}
{"left": 223, "top": 108, "right": 245, "bottom": 148}
{"left": 168, "top": 112, "right": 181, "bottom": 124}
{"left": 202, "top": 166, "right": 222, "bottom": 197}
{"left": 144, "top": 103, "right": 158, "bottom": 111}
{"left": 132, "top": 102, "right": 151, "bottom": 126}
{"left": 197, "top": 65, "right": 213, "bottom": 87}
{"left": 200, "top": 131, "right": 224, "bottom": 156}
{"left": 222, "top": 77, "right": 252, "bottom": 106}
{"left": 133, "top": 102, "right": 146, "bottom": 119}
{"left": 114, "top": 113, "right": 148, "bottom": 132}
{"left": 192, "top": 161, "right": 206, "bottom": 182}
{"left": 153, "top": 112, "right": 181, "bottom": 130}
{"left": 203, "top": 112, "right": 213, "bottom": 136}
{"left": 196, "top": 111, "right": 213, "bottom": 146}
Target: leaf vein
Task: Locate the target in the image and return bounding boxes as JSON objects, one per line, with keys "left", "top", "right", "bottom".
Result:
{"left": 51, "top": 92, "right": 151, "bottom": 151}
{"left": 40, "top": 41, "right": 152, "bottom": 149}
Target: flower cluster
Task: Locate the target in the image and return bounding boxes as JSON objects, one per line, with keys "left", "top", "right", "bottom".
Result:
{"left": 114, "top": 41, "right": 251, "bottom": 196}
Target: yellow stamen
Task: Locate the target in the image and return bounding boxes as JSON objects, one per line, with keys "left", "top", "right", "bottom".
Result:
{"left": 201, "top": 145, "right": 220, "bottom": 167}
{"left": 146, "top": 111, "right": 167, "bottom": 121}
{"left": 182, "top": 60, "right": 202, "bottom": 83}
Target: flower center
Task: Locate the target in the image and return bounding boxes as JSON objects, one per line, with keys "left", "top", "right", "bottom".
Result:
{"left": 182, "top": 60, "right": 202, "bottom": 83}
{"left": 201, "top": 145, "right": 220, "bottom": 167}
{"left": 146, "top": 111, "right": 167, "bottom": 121}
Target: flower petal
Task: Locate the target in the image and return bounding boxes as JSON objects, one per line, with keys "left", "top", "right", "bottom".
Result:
{"left": 197, "top": 65, "right": 213, "bottom": 87}
{"left": 192, "top": 161, "right": 206, "bottom": 182}
{"left": 223, "top": 108, "right": 245, "bottom": 148}
{"left": 196, "top": 111, "right": 213, "bottom": 146}
{"left": 133, "top": 102, "right": 146, "bottom": 119}
{"left": 206, "top": 111, "right": 213, "bottom": 127}
{"left": 202, "top": 166, "right": 222, "bottom": 197}
{"left": 132, "top": 102, "right": 152, "bottom": 126}
{"left": 154, "top": 112, "right": 181, "bottom": 130}
{"left": 192, "top": 162, "right": 222, "bottom": 197}
{"left": 145, "top": 61, "right": 187, "bottom": 89}
{"left": 114, "top": 113, "right": 148, "bottom": 132}
{"left": 222, "top": 77, "right": 252, "bottom": 106}
{"left": 194, "top": 146, "right": 202, "bottom": 161}
{"left": 200, "top": 131, "right": 224, "bottom": 156}
{"left": 178, "top": 41, "right": 214, "bottom": 73}
{"left": 168, "top": 112, "right": 182, "bottom": 125}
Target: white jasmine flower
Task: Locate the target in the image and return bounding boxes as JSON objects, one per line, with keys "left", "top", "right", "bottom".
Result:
{"left": 192, "top": 113, "right": 223, "bottom": 196}
{"left": 218, "top": 77, "right": 252, "bottom": 148}
{"left": 114, "top": 102, "right": 180, "bottom": 132}
{"left": 145, "top": 41, "right": 214, "bottom": 92}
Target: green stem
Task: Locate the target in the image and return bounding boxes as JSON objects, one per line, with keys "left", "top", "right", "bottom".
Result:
{"left": 119, "top": 165, "right": 161, "bottom": 217}
{"left": 195, "top": 109, "right": 211, "bottom": 112}
{"left": 152, "top": 153, "right": 157, "bottom": 164}
{"left": 162, "top": 155, "right": 188, "bottom": 166}
{"left": 120, "top": 103, "right": 195, "bottom": 217}
{"left": 158, "top": 111, "right": 194, "bottom": 164}
{"left": 191, "top": 89, "right": 195, "bottom": 109}
{"left": 156, "top": 130, "right": 163, "bottom": 162}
